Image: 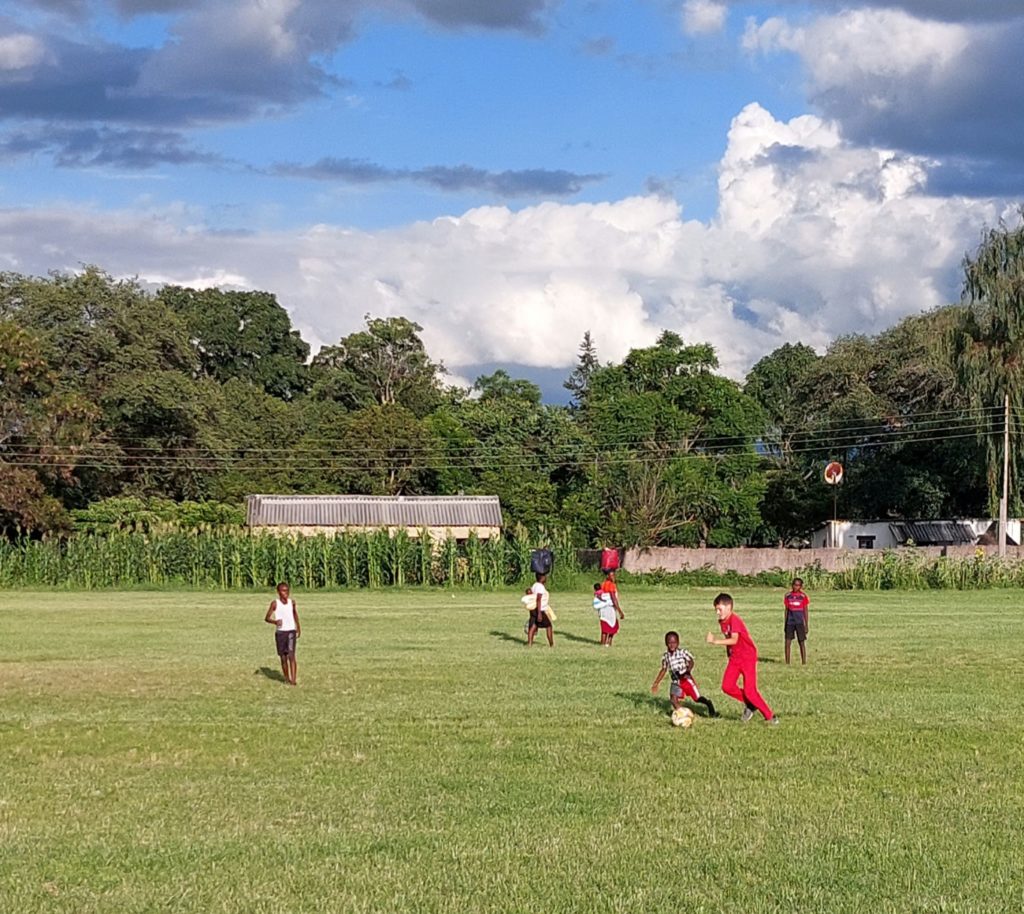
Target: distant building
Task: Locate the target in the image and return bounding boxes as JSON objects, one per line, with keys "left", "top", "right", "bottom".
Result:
{"left": 245, "top": 494, "right": 503, "bottom": 541}
{"left": 811, "top": 519, "right": 1021, "bottom": 550}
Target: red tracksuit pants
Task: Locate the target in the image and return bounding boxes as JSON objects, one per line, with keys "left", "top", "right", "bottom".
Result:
{"left": 722, "top": 657, "right": 773, "bottom": 720}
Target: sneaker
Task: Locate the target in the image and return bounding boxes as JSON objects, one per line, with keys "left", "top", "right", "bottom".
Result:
{"left": 741, "top": 708, "right": 755, "bottom": 723}
{"left": 765, "top": 716, "right": 780, "bottom": 726}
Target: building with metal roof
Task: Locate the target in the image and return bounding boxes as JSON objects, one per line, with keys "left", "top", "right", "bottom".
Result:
{"left": 245, "top": 495, "right": 503, "bottom": 540}
{"left": 811, "top": 518, "right": 1021, "bottom": 549}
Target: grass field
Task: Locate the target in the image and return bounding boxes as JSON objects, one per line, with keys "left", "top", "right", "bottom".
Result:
{"left": 2, "top": 587, "right": 1023, "bottom": 913}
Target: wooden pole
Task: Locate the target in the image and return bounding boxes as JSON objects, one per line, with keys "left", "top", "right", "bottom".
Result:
{"left": 999, "top": 393, "right": 1009, "bottom": 558}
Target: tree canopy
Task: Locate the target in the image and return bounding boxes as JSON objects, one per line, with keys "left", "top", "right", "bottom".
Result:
{"left": 1, "top": 233, "right": 1018, "bottom": 546}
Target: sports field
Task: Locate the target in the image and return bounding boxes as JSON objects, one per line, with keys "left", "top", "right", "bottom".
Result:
{"left": 2, "top": 588, "right": 1022, "bottom": 913}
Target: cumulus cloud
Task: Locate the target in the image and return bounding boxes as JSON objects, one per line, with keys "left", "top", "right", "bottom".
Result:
{"left": 0, "top": 104, "right": 1006, "bottom": 381}
{"left": 274, "top": 157, "right": 605, "bottom": 198}
{"left": 681, "top": 0, "right": 727, "bottom": 36}
{"left": 720, "top": 0, "right": 1024, "bottom": 25}
{"left": 0, "top": 33, "right": 50, "bottom": 72}
{"left": 743, "top": 7, "right": 1024, "bottom": 194}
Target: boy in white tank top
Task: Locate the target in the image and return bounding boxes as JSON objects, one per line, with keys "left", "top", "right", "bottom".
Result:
{"left": 264, "top": 582, "right": 301, "bottom": 685}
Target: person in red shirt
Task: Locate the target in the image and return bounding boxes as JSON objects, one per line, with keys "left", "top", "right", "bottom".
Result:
{"left": 599, "top": 571, "right": 624, "bottom": 643}
{"left": 706, "top": 592, "right": 777, "bottom": 724}
{"left": 783, "top": 577, "right": 809, "bottom": 665}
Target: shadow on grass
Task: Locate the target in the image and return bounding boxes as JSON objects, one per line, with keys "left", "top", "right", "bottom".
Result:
{"left": 758, "top": 657, "right": 778, "bottom": 664}
{"left": 488, "top": 629, "right": 527, "bottom": 646}
{"left": 615, "top": 690, "right": 671, "bottom": 715}
{"left": 254, "top": 666, "right": 287, "bottom": 683}
{"left": 558, "top": 630, "right": 602, "bottom": 646}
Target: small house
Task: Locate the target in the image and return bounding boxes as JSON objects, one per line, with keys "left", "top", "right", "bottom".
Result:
{"left": 811, "top": 518, "right": 1021, "bottom": 550}
{"left": 245, "top": 494, "right": 503, "bottom": 541}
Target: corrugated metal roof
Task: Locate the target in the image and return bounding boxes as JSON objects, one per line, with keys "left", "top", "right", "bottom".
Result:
{"left": 246, "top": 495, "right": 503, "bottom": 528}
{"left": 889, "top": 521, "right": 976, "bottom": 546}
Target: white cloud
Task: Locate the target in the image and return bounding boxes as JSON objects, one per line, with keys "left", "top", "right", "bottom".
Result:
{"left": 0, "top": 104, "right": 1008, "bottom": 381}
{"left": 0, "top": 33, "right": 49, "bottom": 73}
{"left": 741, "top": 7, "right": 1024, "bottom": 188}
{"left": 742, "top": 9, "right": 969, "bottom": 89}
{"left": 682, "top": 0, "right": 727, "bottom": 36}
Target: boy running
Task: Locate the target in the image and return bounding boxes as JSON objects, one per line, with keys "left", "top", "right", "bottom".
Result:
{"left": 265, "top": 582, "right": 300, "bottom": 685}
{"left": 783, "top": 577, "right": 809, "bottom": 665}
{"left": 705, "top": 593, "right": 776, "bottom": 724}
{"left": 651, "top": 631, "right": 718, "bottom": 717}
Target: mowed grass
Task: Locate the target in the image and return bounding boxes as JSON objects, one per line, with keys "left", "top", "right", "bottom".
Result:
{"left": 2, "top": 588, "right": 1023, "bottom": 914}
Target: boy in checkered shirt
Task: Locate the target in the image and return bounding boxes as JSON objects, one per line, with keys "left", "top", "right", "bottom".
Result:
{"left": 650, "top": 631, "right": 718, "bottom": 718}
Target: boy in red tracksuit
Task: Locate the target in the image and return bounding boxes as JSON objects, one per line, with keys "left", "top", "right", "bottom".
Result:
{"left": 706, "top": 592, "right": 777, "bottom": 725}
{"left": 783, "top": 577, "right": 809, "bottom": 665}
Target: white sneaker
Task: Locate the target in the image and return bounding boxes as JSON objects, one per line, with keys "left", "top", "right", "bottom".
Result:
{"left": 741, "top": 708, "right": 755, "bottom": 723}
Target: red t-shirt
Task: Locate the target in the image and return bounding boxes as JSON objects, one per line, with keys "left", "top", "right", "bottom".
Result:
{"left": 784, "top": 591, "right": 809, "bottom": 618}
{"left": 719, "top": 612, "right": 757, "bottom": 663}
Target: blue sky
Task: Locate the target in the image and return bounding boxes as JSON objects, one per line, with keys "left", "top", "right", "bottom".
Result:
{"left": 1, "top": 0, "right": 1022, "bottom": 392}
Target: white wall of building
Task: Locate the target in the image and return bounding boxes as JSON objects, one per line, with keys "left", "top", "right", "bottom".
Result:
{"left": 810, "top": 519, "right": 1022, "bottom": 550}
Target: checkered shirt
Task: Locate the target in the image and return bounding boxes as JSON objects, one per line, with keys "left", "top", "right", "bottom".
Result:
{"left": 661, "top": 648, "right": 694, "bottom": 683}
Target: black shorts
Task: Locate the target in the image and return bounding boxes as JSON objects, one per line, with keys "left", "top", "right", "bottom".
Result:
{"left": 529, "top": 610, "right": 551, "bottom": 629}
{"left": 785, "top": 618, "right": 807, "bottom": 642}
{"left": 275, "top": 630, "right": 297, "bottom": 656}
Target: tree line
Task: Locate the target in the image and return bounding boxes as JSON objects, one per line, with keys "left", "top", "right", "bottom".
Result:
{"left": 2, "top": 215, "right": 1022, "bottom": 547}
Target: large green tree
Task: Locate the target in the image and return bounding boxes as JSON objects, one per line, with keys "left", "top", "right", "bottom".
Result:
{"left": 158, "top": 286, "right": 310, "bottom": 400}
{"left": 0, "top": 321, "right": 95, "bottom": 533}
{"left": 948, "top": 216, "right": 1024, "bottom": 514}
{"left": 582, "top": 332, "right": 765, "bottom": 547}
{"left": 311, "top": 316, "right": 444, "bottom": 417}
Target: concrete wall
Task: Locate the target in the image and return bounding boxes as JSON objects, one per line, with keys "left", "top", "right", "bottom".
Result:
{"left": 623, "top": 544, "right": 1024, "bottom": 575}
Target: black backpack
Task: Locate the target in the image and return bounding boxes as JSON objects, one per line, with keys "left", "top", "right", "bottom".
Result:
{"left": 530, "top": 548, "right": 554, "bottom": 575}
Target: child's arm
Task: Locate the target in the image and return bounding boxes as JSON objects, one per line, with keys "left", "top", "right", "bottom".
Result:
{"left": 706, "top": 632, "right": 738, "bottom": 647}
{"left": 651, "top": 667, "right": 667, "bottom": 694}
{"left": 804, "top": 599, "right": 809, "bottom": 634}
{"left": 294, "top": 603, "right": 301, "bottom": 639}
{"left": 264, "top": 602, "right": 280, "bottom": 626}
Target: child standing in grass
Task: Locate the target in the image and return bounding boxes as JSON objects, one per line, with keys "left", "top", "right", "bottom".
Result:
{"left": 593, "top": 582, "right": 623, "bottom": 646}
{"left": 706, "top": 593, "right": 776, "bottom": 724}
{"left": 526, "top": 573, "right": 554, "bottom": 647}
{"left": 265, "top": 582, "right": 300, "bottom": 685}
{"left": 651, "top": 631, "right": 718, "bottom": 717}
{"left": 784, "top": 577, "right": 809, "bottom": 665}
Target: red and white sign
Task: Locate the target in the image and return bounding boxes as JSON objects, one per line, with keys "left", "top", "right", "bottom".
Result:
{"left": 824, "top": 461, "right": 844, "bottom": 485}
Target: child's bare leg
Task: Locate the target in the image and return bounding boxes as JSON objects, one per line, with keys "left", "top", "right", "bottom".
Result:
{"left": 545, "top": 626, "right": 554, "bottom": 647}
{"left": 527, "top": 624, "right": 537, "bottom": 646}
{"left": 288, "top": 654, "right": 297, "bottom": 685}
{"left": 279, "top": 655, "right": 289, "bottom": 680}
{"left": 799, "top": 640, "right": 807, "bottom": 665}
{"left": 785, "top": 636, "right": 792, "bottom": 665}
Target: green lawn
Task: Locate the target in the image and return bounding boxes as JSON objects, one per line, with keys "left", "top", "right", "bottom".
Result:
{"left": 2, "top": 588, "right": 1022, "bottom": 913}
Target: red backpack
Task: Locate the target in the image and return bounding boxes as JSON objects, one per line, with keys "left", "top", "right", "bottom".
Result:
{"left": 600, "top": 548, "right": 620, "bottom": 573}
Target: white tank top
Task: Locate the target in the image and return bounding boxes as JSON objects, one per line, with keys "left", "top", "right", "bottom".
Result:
{"left": 274, "top": 598, "right": 297, "bottom": 632}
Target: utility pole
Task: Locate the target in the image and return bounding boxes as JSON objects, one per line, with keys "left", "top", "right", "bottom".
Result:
{"left": 999, "top": 393, "right": 1009, "bottom": 558}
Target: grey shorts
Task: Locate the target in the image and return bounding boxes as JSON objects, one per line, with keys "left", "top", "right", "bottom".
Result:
{"left": 275, "top": 630, "right": 297, "bottom": 656}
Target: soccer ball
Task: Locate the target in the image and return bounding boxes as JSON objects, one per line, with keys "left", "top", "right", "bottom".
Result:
{"left": 671, "top": 707, "right": 695, "bottom": 729}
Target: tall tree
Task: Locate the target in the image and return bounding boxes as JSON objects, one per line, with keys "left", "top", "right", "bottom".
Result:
{"left": 0, "top": 321, "right": 95, "bottom": 533}
{"left": 564, "top": 330, "right": 599, "bottom": 407}
{"left": 949, "top": 216, "right": 1024, "bottom": 514}
{"left": 311, "top": 316, "right": 445, "bottom": 417}
{"left": 158, "top": 286, "right": 310, "bottom": 400}
{"left": 582, "top": 333, "right": 765, "bottom": 547}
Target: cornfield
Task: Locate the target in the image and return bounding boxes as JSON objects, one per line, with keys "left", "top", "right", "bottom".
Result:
{"left": 0, "top": 526, "right": 583, "bottom": 591}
